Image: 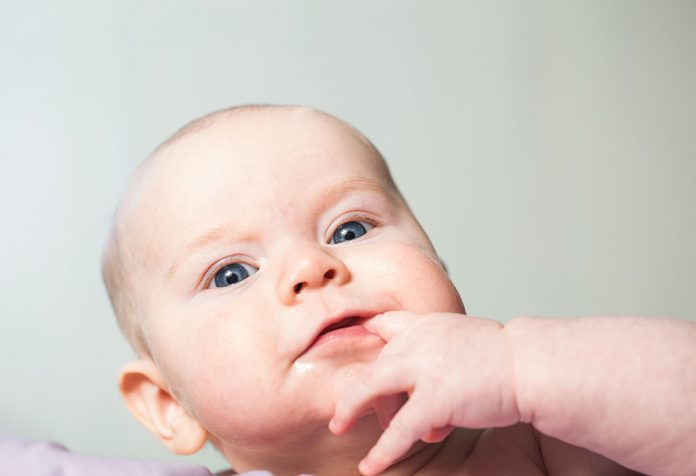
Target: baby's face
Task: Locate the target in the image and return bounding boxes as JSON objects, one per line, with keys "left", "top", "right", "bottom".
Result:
{"left": 127, "top": 109, "right": 464, "bottom": 459}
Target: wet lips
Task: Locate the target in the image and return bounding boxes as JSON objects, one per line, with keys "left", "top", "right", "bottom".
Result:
{"left": 319, "top": 316, "right": 362, "bottom": 336}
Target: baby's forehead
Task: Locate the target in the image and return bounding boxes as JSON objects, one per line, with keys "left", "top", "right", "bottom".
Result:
{"left": 122, "top": 107, "right": 396, "bottom": 255}
{"left": 155, "top": 106, "right": 371, "bottom": 160}
{"left": 142, "top": 108, "right": 377, "bottom": 184}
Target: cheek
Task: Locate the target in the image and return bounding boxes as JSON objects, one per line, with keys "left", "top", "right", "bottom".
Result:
{"left": 151, "top": 305, "right": 291, "bottom": 446}
{"left": 359, "top": 241, "right": 464, "bottom": 314}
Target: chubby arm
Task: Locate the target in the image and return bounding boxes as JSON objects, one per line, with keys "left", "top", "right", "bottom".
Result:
{"left": 331, "top": 313, "right": 695, "bottom": 475}
{"left": 507, "top": 316, "right": 696, "bottom": 476}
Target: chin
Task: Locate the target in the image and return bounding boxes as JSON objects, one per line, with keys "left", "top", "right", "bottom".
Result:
{"left": 216, "top": 415, "right": 383, "bottom": 476}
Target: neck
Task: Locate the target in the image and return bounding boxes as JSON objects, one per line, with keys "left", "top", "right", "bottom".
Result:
{"left": 219, "top": 416, "right": 484, "bottom": 476}
{"left": 381, "top": 428, "right": 483, "bottom": 476}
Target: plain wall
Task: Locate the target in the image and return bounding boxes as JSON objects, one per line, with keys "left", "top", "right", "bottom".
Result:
{"left": 1, "top": 0, "right": 694, "bottom": 471}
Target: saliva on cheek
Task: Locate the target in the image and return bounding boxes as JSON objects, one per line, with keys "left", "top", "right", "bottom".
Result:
{"left": 290, "top": 352, "right": 381, "bottom": 414}
{"left": 290, "top": 358, "right": 353, "bottom": 385}
{"left": 292, "top": 360, "right": 316, "bottom": 374}
{"left": 290, "top": 357, "right": 377, "bottom": 420}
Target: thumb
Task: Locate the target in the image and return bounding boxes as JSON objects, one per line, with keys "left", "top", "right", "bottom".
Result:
{"left": 363, "top": 311, "right": 418, "bottom": 341}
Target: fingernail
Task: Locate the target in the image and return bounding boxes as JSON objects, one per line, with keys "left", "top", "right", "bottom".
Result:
{"left": 358, "top": 461, "right": 368, "bottom": 475}
{"left": 358, "top": 459, "right": 374, "bottom": 476}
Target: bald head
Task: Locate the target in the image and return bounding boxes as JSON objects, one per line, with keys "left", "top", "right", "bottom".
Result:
{"left": 102, "top": 104, "right": 401, "bottom": 357}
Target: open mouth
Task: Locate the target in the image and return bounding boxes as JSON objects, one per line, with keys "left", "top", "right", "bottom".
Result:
{"left": 318, "top": 316, "right": 363, "bottom": 336}
{"left": 298, "top": 312, "right": 379, "bottom": 358}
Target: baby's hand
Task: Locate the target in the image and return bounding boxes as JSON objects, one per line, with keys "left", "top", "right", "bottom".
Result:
{"left": 329, "top": 311, "right": 520, "bottom": 475}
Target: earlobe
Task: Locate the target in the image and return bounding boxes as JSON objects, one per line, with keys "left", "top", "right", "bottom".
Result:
{"left": 119, "top": 359, "right": 208, "bottom": 455}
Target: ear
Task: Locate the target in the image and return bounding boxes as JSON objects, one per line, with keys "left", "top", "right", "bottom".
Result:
{"left": 119, "top": 359, "right": 208, "bottom": 455}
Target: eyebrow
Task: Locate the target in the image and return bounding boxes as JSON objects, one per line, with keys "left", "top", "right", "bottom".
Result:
{"left": 165, "top": 222, "right": 237, "bottom": 283}
{"left": 318, "top": 176, "right": 400, "bottom": 210}
{"left": 165, "top": 176, "right": 400, "bottom": 283}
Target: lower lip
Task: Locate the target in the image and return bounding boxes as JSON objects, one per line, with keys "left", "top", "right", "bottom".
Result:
{"left": 303, "top": 325, "right": 381, "bottom": 357}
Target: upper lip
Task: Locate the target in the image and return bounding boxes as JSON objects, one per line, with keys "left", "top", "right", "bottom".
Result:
{"left": 298, "top": 308, "right": 382, "bottom": 357}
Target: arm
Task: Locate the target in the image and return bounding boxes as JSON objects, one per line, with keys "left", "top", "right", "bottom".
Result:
{"left": 507, "top": 315, "right": 696, "bottom": 476}
{"left": 331, "top": 312, "right": 695, "bottom": 475}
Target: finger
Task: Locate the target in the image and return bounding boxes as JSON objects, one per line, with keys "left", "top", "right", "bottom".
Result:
{"left": 330, "top": 356, "right": 413, "bottom": 434}
{"left": 363, "top": 311, "right": 417, "bottom": 341}
{"left": 373, "top": 393, "right": 407, "bottom": 430}
{"left": 421, "top": 425, "right": 454, "bottom": 443}
{"left": 358, "top": 394, "right": 434, "bottom": 476}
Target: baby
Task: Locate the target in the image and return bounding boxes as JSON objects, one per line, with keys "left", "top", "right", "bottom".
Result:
{"left": 102, "top": 105, "right": 695, "bottom": 476}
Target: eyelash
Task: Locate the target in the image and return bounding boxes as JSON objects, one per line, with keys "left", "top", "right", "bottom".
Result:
{"left": 325, "top": 213, "right": 380, "bottom": 244}
{"left": 202, "top": 214, "right": 381, "bottom": 290}
{"left": 202, "top": 256, "right": 258, "bottom": 290}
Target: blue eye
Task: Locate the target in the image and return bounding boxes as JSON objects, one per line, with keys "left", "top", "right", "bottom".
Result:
{"left": 331, "top": 220, "right": 372, "bottom": 244}
{"left": 211, "top": 262, "right": 257, "bottom": 288}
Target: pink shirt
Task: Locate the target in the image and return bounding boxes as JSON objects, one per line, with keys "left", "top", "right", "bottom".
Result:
{"left": 0, "top": 438, "right": 273, "bottom": 476}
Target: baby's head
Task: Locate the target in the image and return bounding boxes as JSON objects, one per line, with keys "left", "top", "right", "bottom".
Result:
{"left": 102, "top": 105, "right": 465, "bottom": 473}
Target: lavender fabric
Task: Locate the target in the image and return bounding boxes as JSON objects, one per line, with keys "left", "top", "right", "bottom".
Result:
{"left": 0, "top": 438, "right": 273, "bottom": 476}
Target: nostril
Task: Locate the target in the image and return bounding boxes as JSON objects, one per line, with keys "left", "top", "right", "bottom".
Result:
{"left": 293, "top": 282, "right": 304, "bottom": 294}
{"left": 324, "top": 269, "right": 335, "bottom": 280}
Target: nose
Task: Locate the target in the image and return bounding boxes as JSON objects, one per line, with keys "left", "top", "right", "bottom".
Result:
{"left": 278, "top": 244, "right": 351, "bottom": 305}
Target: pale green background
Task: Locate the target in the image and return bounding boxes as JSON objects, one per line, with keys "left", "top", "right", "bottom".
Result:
{"left": 1, "top": 0, "right": 694, "bottom": 471}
